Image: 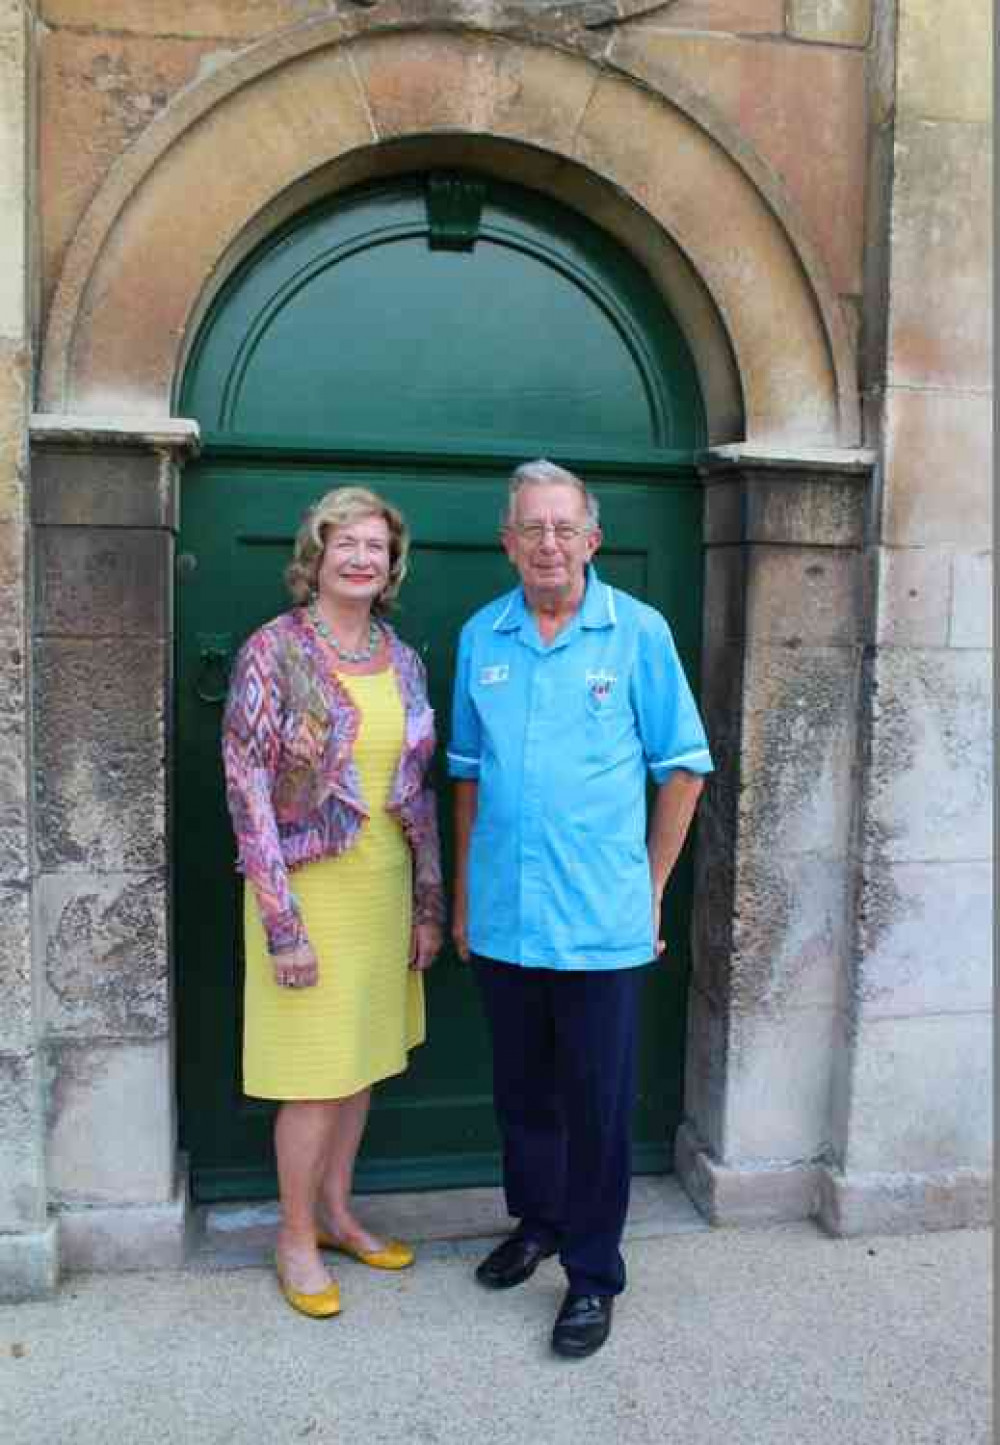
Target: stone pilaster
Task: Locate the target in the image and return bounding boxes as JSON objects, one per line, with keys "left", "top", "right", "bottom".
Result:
{"left": 28, "top": 415, "right": 198, "bottom": 1272}
{"left": 0, "top": 2, "right": 59, "bottom": 1302}
{"left": 678, "top": 445, "right": 873, "bottom": 1225}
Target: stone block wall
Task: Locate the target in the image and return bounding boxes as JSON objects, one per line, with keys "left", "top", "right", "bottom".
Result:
{"left": 821, "top": 0, "right": 993, "bottom": 1234}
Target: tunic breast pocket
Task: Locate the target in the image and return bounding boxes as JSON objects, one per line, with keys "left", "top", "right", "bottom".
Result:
{"left": 584, "top": 691, "right": 625, "bottom": 722}
{"left": 580, "top": 688, "right": 634, "bottom": 768}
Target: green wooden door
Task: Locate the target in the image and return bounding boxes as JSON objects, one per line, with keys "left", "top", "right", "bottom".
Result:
{"left": 176, "top": 175, "right": 706, "bottom": 1202}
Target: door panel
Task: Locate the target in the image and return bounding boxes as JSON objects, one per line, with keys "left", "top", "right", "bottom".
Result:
{"left": 176, "top": 457, "right": 702, "bottom": 1199}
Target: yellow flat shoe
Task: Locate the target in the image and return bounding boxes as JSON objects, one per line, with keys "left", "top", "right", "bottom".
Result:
{"left": 277, "top": 1269, "right": 342, "bottom": 1318}
{"left": 315, "top": 1231, "right": 414, "bottom": 1271}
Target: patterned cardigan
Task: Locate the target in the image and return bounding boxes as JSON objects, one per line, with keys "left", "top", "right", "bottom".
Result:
{"left": 221, "top": 608, "right": 444, "bottom": 955}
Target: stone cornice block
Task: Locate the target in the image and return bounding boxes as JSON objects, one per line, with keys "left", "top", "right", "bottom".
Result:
{"left": 30, "top": 414, "right": 201, "bottom": 457}
{"left": 700, "top": 447, "right": 873, "bottom": 548}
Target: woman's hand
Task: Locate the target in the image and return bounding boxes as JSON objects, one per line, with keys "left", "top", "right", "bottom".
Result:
{"left": 272, "top": 941, "right": 319, "bottom": 990}
{"left": 410, "top": 921, "right": 442, "bottom": 972}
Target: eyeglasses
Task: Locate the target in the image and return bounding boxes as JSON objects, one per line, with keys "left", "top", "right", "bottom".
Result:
{"left": 510, "top": 521, "right": 591, "bottom": 544}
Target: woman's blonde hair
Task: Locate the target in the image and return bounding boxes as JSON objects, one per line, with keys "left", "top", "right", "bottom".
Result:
{"left": 285, "top": 486, "right": 410, "bottom": 612}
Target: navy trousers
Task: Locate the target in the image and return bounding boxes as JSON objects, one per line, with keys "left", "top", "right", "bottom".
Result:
{"left": 475, "top": 956, "right": 646, "bottom": 1297}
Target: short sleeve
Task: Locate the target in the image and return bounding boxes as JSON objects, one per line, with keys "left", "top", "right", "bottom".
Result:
{"left": 631, "top": 608, "right": 713, "bottom": 784}
{"left": 447, "top": 623, "right": 481, "bottom": 780}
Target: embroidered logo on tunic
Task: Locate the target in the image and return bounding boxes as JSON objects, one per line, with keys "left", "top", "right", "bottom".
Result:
{"left": 480, "top": 664, "right": 510, "bottom": 686}
{"left": 586, "top": 669, "right": 618, "bottom": 704}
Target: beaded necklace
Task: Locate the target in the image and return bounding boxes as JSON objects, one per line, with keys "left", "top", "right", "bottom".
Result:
{"left": 308, "top": 603, "right": 380, "bottom": 664}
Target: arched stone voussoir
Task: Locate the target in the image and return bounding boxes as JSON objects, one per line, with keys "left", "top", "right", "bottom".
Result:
{"left": 41, "top": 22, "right": 856, "bottom": 445}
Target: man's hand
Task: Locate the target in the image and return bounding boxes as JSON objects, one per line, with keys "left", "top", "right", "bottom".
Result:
{"left": 271, "top": 941, "right": 319, "bottom": 989}
{"left": 411, "top": 921, "right": 442, "bottom": 972}
{"left": 652, "top": 889, "right": 667, "bottom": 960}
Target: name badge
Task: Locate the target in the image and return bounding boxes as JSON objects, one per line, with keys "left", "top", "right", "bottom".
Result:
{"left": 480, "top": 664, "right": 510, "bottom": 687}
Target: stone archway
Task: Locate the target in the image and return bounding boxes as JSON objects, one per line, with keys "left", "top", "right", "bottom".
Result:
{"left": 27, "top": 16, "right": 877, "bottom": 1272}
{"left": 39, "top": 19, "right": 858, "bottom": 447}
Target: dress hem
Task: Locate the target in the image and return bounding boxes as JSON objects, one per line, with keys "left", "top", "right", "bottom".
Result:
{"left": 241, "top": 1035, "right": 425, "bottom": 1103}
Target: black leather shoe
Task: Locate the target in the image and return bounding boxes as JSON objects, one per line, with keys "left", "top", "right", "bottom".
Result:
{"left": 475, "top": 1234, "right": 556, "bottom": 1289}
{"left": 551, "top": 1291, "right": 614, "bottom": 1358}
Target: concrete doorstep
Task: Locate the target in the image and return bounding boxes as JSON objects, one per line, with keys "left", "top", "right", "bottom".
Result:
{"left": 193, "top": 1175, "right": 710, "bottom": 1270}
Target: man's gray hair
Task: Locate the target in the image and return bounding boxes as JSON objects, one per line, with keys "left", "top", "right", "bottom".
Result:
{"left": 503, "top": 459, "right": 600, "bottom": 529}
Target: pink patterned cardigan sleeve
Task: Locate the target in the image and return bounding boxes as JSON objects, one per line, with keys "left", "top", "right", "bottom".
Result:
{"left": 221, "top": 627, "right": 307, "bottom": 956}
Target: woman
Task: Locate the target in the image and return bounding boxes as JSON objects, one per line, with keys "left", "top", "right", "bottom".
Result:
{"left": 222, "top": 486, "right": 443, "bottom": 1318}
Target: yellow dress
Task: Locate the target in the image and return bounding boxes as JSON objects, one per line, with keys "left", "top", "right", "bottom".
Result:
{"left": 242, "top": 668, "right": 425, "bottom": 1100}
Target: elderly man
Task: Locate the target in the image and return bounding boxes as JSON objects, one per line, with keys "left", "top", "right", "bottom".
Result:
{"left": 448, "top": 459, "right": 712, "bottom": 1359}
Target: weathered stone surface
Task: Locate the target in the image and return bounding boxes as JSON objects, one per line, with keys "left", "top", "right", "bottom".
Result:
{"left": 607, "top": 28, "right": 867, "bottom": 295}
{"left": 875, "top": 546, "right": 951, "bottom": 647}
{"left": 897, "top": 0, "right": 992, "bottom": 123}
{"left": 817, "top": 1162, "right": 993, "bottom": 1236}
{"left": 888, "top": 120, "right": 992, "bottom": 390}
{"left": 59, "top": 1174, "right": 189, "bottom": 1274}
{"left": 690, "top": 645, "right": 740, "bottom": 1005}
{"left": 726, "top": 1005, "right": 836, "bottom": 1160}
{"left": 702, "top": 479, "right": 743, "bottom": 548}
{"left": 865, "top": 647, "right": 991, "bottom": 864}
{"left": 883, "top": 387, "right": 991, "bottom": 547}
{"left": 949, "top": 551, "right": 992, "bottom": 649}
{"left": 740, "top": 644, "right": 860, "bottom": 858}
{"left": 740, "top": 470, "right": 868, "bottom": 547}
{"left": 40, "top": 871, "right": 169, "bottom": 1040}
{"left": 732, "top": 853, "right": 848, "bottom": 1013}
{"left": 856, "top": 860, "right": 992, "bottom": 1019}
{"left": 0, "top": 883, "right": 32, "bottom": 1055}
{"left": 59, "top": 42, "right": 374, "bottom": 411}
{"left": 30, "top": 447, "right": 176, "bottom": 529}
{"left": 745, "top": 545, "right": 861, "bottom": 646}
{"left": 41, "top": 0, "right": 326, "bottom": 35}
{"left": 34, "top": 639, "right": 167, "bottom": 873}
{"left": 786, "top": 0, "right": 871, "bottom": 46}
{"left": 0, "top": 4, "right": 27, "bottom": 342}
{"left": 682, "top": 986, "right": 729, "bottom": 1159}
{"left": 676, "top": 1123, "right": 821, "bottom": 1226}
{"left": 625, "top": 0, "right": 785, "bottom": 32}
{"left": 0, "top": 337, "right": 27, "bottom": 525}
{"left": 47, "top": 1039, "right": 176, "bottom": 1204}
{"left": 38, "top": 28, "right": 228, "bottom": 307}
{"left": 702, "top": 468, "right": 868, "bottom": 547}
{"left": 34, "top": 527, "right": 170, "bottom": 637}
{"left": 0, "top": 1050, "right": 46, "bottom": 1230}
{"left": 702, "top": 545, "right": 745, "bottom": 649}
{"left": 0, "top": 1222, "right": 60, "bottom": 1302}
{"left": 691, "top": 786, "right": 737, "bottom": 1005}
{"left": 354, "top": 32, "right": 598, "bottom": 152}
{"left": 842, "top": 1012, "right": 992, "bottom": 1174}
{"left": 704, "top": 540, "right": 861, "bottom": 646}
{"left": 0, "top": 556, "right": 29, "bottom": 883}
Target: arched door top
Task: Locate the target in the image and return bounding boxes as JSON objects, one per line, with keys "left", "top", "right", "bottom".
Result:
{"left": 40, "top": 21, "right": 858, "bottom": 447}
{"left": 182, "top": 175, "right": 706, "bottom": 453}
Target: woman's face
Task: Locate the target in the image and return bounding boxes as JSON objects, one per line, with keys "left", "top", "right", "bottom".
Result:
{"left": 315, "top": 512, "right": 392, "bottom": 610}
